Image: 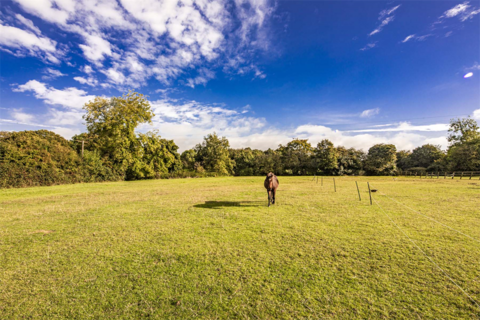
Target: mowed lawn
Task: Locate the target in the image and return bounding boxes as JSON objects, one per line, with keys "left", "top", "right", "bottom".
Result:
{"left": 1, "top": 176, "right": 479, "bottom": 319}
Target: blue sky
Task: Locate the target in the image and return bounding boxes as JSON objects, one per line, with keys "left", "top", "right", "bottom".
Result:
{"left": 1, "top": 0, "right": 479, "bottom": 151}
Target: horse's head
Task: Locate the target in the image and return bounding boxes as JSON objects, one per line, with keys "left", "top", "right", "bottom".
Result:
{"left": 266, "top": 172, "right": 274, "bottom": 180}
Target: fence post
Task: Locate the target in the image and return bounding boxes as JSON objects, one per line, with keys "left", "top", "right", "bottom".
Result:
{"left": 470, "top": 172, "right": 472, "bottom": 180}
{"left": 461, "top": 172, "right": 464, "bottom": 180}
{"left": 333, "top": 178, "right": 336, "bottom": 192}
{"left": 356, "top": 181, "right": 361, "bottom": 201}
{"left": 367, "top": 182, "right": 372, "bottom": 205}
{"left": 452, "top": 172, "right": 455, "bottom": 179}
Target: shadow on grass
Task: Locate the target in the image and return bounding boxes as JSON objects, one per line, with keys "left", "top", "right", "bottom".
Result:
{"left": 193, "top": 201, "right": 264, "bottom": 209}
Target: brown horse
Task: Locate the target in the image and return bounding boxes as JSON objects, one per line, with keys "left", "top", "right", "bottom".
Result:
{"left": 264, "top": 172, "right": 279, "bottom": 206}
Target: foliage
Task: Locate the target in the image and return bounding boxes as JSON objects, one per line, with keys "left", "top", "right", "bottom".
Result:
{"left": 278, "top": 139, "right": 313, "bottom": 175}
{"left": 396, "top": 150, "right": 411, "bottom": 171}
{"left": 447, "top": 117, "right": 480, "bottom": 145}
{"left": 336, "top": 146, "right": 365, "bottom": 175}
{"left": 3, "top": 107, "right": 480, "bottom": 188}
{"left": 446, "top": 139, "right": 480, "bottom": 171}
{"left": 312, "top": 139, "right": 338, "bottom": 175}
{"left": 364, "top": 144, "right": 397, "bottom": 175}
{"left": 408, "top": 144, "right": 445, "bottom": 171}
{"left": 195, "top": 132, "right": 235, "bottom": 175}
{"left": 82, "top": 92, "right": 154, "bottom": 177}
{"left": 181, "top": 149, "right": 197, "bottom": 171}
{"left": 133, "top": 131, "right": 182, "bottom": 180}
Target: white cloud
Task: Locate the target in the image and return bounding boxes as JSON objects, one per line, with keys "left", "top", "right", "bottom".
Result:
{"left": 10, "top": 109, "right": 34, "bottom": 123}
{"left": 402, "top": 35, "right": 415, "bottom": 43}
{"left": 438, "top": 2, "right": 480, "bottom": 22}
{"left": 74, "top": 76, "right": 98, "bottom": 86}
{"left": 401, "top": 34, "right": 432, "bottom": 43}
{"left": 464, "top": 72, "right": 473, "bottom": 78}
{"left": 369, "top": 16, "right": 395, "bottom": 36}
{"left": 10, "top": 0, "right": 275, "bottom": 87}
{"left": 443, "top": 2, "right": 470, "bottom": 18}
{"left": 369, "top": 5, "right": 400, "bottom": 36}
{"left": 10, "top": 82, "right": 452, "bottom": 152}
{"left": 294, "top": 124, "right": 449, "bottom": 151}
{"left": 0, "top": 22, "right": 61, "bottom": 63}
{"left": 379, "top": 5, "right": 401, "bottom": 20}
{"left": 42, "top": 68, "right": 66, "bottom": 80}
{"left": 348, "top": 122, "right": 449, "bottom": 133}
{"left": 473, "top": 109, "right": 480, "bottom": 120}
{"left": 360, "top": 108, "right": 380, "bottom": 118}
{"left": 81, "top": 65, "right": 94, "bottom": 74}
{"left": 15, "top": 14, "right": 41, "bottom": 35}
{"left": 13, "top": 80, "right": 95, "bottom": 110}
{"left": 466, "top": 62, "right": 480, "bottom": 71}
{"left": 360, "top": 42, "right": 377, "bottom": 51}
{"left": 78, "top": 34, "right": 113, "bottom": 63}
{"left": 186, "top": 68, "right": 216, "bottom": 88}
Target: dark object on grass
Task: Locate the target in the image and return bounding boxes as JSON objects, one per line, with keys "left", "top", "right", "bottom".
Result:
{"left": 371, "top": 189, "right": 378, "bottom": 192}
{"left": 264, "top": 172, "right": 279, "bottom": 207}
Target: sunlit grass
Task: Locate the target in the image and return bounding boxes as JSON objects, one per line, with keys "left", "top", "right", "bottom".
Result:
{"left": 1, "top": 176, "right": 479, "bottom": 318}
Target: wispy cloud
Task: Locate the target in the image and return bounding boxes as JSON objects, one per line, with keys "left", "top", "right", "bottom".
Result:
{"left": 360, "top": 108, "right": 380, "bottom": 118}
{"left": 360, "top": 42, "right": 377, "bottom": 51}
{"left": 42, "top": 68, "right": 66, "bottom": 80}
{"left": 401, "top": 34, "right": 433, "bottom": 43}
{"left": 435, "top": 1, "right": 480, "bottom": 24}
{"left": 402, "top": 35, "right": 415, "bottom": 43}
{"left": 347, "top": 122, "right": 449, "bottom": 132}
{"left": 369, "top": 5, "right": 400, "bottom": 36}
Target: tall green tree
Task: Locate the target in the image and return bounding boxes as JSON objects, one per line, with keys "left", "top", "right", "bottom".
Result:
{"left": 255, "top": 148, "right": 283, "bottom": 175}
{"left": 446, "top": 117, "right": 480, "bottom": 171}
{"left": 181, "top": 149, "right": 197, "bottom": 171}
{"left": 82, "top": 92, "right": 154, "bottom": 177}
{"left": 277, "top": 139, "right": 313, "bottom": 175}
{"left": 396, "top": 150, "right": 412, "bottom": 171}
{"left": 336, "top": 146, "right": 365, "bottom": 175}
{"left": 136, "top": 131, "right": 182, "bottom": 179}
{"left": 312, "top": 139, "right": 338, "bottom": 174}
{"left": 364, "top": 144, "right": 397, "bottom": 175}
{"left": 446, "top": 141, "right": 480, "bottom": 171}
{"left": 195, "top": 133, "right": 235, "bottom": 175}
{"left": 408, "top": 144, "right": 445, "bottom": 171}
{"left": 448, "top": 117, "right": 480, "bottom": 145}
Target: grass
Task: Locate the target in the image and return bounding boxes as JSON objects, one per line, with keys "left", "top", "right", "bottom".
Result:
{"left": 1, "top": 176, "right": 479, "bottom": 319}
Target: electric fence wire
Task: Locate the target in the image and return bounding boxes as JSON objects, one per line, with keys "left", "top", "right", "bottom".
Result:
{"left": 379, "top": 192, "right": 480, "bottom": 245}
{"left": 372, "top": 196, "right": 480, "bottom": 310}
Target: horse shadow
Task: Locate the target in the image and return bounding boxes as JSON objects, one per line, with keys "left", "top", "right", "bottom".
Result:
{"left": 193, "top": 201, "right": 264, "bottom": 209}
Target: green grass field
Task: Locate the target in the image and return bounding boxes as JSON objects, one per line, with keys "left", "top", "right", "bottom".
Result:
{"left": 1, "top": 176, "right": 479, "bottom": 319}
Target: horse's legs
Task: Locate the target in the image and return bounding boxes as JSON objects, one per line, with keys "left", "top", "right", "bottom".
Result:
{"left": 267, "top": 190, "right": 271, "bottom": 207}
{"left": 272, "top": 188, "right": 276, "bottom": 205}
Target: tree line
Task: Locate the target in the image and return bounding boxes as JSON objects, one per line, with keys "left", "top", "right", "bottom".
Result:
{"left": 1, "top": 92, "right": 479, "bottom": 188}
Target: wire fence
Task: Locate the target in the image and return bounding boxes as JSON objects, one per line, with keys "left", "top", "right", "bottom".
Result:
{"left": 311, "top": 176, "right": 480, "bottom": 309}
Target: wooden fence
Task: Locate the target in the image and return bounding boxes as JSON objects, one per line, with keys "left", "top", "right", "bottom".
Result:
{"left": 405, "top": 171, "right": 480, "bottom": 179}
